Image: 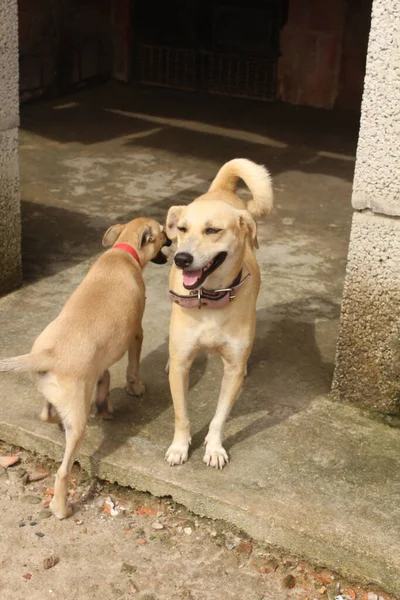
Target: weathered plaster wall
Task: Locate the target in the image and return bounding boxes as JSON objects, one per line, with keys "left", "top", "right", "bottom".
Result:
{"left": 0, "top": 0, "right": 21, "bottom": 293}
{"left": 351, "top": 0, "right": 400, "bottom": 216}
{"left": 333, "top": 0, "right": 400, "bottom": 413}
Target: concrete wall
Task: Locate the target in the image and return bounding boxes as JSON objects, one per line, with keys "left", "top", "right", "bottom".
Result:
{"left": 0, "top": 0, "right": 21, "bottom": 293}
{"left": 332, "top": 0, "right": 400, "bottom": 413}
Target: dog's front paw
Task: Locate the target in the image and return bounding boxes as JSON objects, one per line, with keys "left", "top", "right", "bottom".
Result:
{"left": 126, "top": 380, "right": 146, "bottom": 396}
{"left": 165, "top": 441, "right": 190, "bottom": 466}
{"left": 203, "top": 442, "right": 229, "bottom": 469}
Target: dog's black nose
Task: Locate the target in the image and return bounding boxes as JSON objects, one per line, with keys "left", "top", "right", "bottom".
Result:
{"left": 174, "top": 252, "right": 193, "bottom": 269}
{"left": 163, "top": 235, "right": 172, "bottom": 247}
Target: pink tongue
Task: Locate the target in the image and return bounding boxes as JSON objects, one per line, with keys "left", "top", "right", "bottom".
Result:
{"left": 183, "top": 269, "right": 203, "bottom": 287}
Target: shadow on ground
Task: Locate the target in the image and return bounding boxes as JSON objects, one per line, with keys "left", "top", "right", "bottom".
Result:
{"left": 21, "top": 82, "right": 360, "bottom": 156}
{"left": 87, "top": 296, "right": 338, "bottom": 474}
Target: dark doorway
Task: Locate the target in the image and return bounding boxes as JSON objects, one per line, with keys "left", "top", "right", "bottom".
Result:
{"left": 132, "top": 0, "right": 289, "bottom": 101}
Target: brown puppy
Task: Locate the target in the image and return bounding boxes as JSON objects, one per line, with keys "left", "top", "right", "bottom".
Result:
{"left": 165, "top": 159, "right": 273, "bottom": 469}
{"left": 0, "top": 217, "right": 170, "bottom": 519}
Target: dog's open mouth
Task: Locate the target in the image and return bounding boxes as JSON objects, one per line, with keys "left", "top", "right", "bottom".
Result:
{"left": 182, "top": 252, "right": 227, "bottom": 290}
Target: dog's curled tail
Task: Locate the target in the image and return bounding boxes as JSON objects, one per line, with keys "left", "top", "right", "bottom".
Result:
{"left": 0, "top": 353, "right": 51, "bottom": 373}
{"left": 208, "top": 158, "right": 273, "bottom": 218}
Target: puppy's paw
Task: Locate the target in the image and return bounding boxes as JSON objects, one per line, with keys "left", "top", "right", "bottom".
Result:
{"left": 203, "top": 443, "right": 229, "bottom": 469}
{"left": 96, "top": 398, "right": 114, "bottom": 420}
{"left": 99, "top": 408, "right": 115, "bottom": 421}
{"left": 49, "top": 498, "right": 73, "bottom": 520}
{"left": 165, "top": 441, "right": 190, "bottom": 466}
{"left": 126, "top": 380, "right": 146, "bottom": 396}
{"left": 40, "top": 403, "right": 61, "bottom": 424}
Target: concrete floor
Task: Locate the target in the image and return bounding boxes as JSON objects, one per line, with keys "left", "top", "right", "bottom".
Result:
{"left": 0, "top": 83, "right": 399, "bottom": 594}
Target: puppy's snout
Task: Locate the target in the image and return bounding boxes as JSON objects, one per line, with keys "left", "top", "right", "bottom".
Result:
{"left": 163, "top": 235, "right": 172, "bottom": 247}
{"left": 174, "top": 252, "right": 193, "bottom": 269}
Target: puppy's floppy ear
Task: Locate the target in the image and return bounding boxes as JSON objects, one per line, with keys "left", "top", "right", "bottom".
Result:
{"left": 237, "top": 210, "right": 258, "bottom": 249}
{"left": 102, "top": 223, "right": 125, "bottom": 247}
{"left": 166, "top": 206, "right": 185, "bottom": 240}
{"left": 138, "top": 225, "right": 155, "bottom": 248}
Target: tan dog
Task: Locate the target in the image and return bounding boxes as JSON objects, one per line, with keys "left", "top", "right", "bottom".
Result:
{"left": 0, "top": 217, "right": 170, "bottom": 519}
{"left": 165, "top": 159, "right": 273, "bottom": 469}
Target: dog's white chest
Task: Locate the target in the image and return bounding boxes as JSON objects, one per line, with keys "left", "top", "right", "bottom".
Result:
{"left": 188, "top": 313, "right": 231, "bottom": 351}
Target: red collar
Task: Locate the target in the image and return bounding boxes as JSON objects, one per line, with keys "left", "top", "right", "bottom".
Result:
{"left": 113, "top": 243, "right": 141, "bottom": 266}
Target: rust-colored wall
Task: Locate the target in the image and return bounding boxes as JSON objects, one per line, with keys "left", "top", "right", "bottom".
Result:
{"left": 112, "top": 0, "right": 132, "bottom": 81}
{"left": 278, "top": 0, "right": 372, "bottom": 110}
{"left": 18, "top": 0, "right": 112, "bottom": 102}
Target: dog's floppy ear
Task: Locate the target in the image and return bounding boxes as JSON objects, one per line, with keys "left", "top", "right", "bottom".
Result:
{"left": 166, "top": 206, "right": 185, "bottom": 240}
{"left": 237, "top": 210, "right": 258, "bottom": 249}
{"left": 102, "top": 223, "right": 125, "bottom": 247}
{"left": 138, "top": 224, "right": 155, "bottom": 248}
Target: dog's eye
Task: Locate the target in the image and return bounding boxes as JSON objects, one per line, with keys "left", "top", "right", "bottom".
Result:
{"left": 205, "top": 227, "right": 222, "bottom": 235}
{"left": 177, "top": 226, "right": 187, "bottom": 233}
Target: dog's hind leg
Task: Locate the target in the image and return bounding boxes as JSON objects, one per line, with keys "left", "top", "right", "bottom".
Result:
{"left": 34, "top": 372, "right": 61, "bottom": 424}
{"left": 95, "top": 369, "right": 113, "bottom": 420}
{"left": 50, "top": 381, "right": 93, "bottom": 519}
{"left": 126, "top": 329, "right": 145, "bottom": 396}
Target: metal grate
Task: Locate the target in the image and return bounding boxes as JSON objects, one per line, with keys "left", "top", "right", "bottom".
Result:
{"left": 202, "top": 52, "right": 277, "bottom": 101}
{"left": 135, "top": 44, "right": 277, "bottom": 101}
{"left": 134, "top": 44, "right": 197, "bottom": 91}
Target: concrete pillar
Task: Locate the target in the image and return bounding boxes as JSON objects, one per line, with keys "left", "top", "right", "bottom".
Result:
{"left": 0, "top": 0, "right": 21, "bottom": 292}
{"left": 332, "top": 0, "right": 400, "bottom": 413}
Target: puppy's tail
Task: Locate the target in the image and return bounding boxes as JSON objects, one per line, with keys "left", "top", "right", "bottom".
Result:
{"left": 0, "top": 353, "right": 52, "bottom": 373}
{"left": 208, "top": 158, "right": 273, "bottom": 218}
